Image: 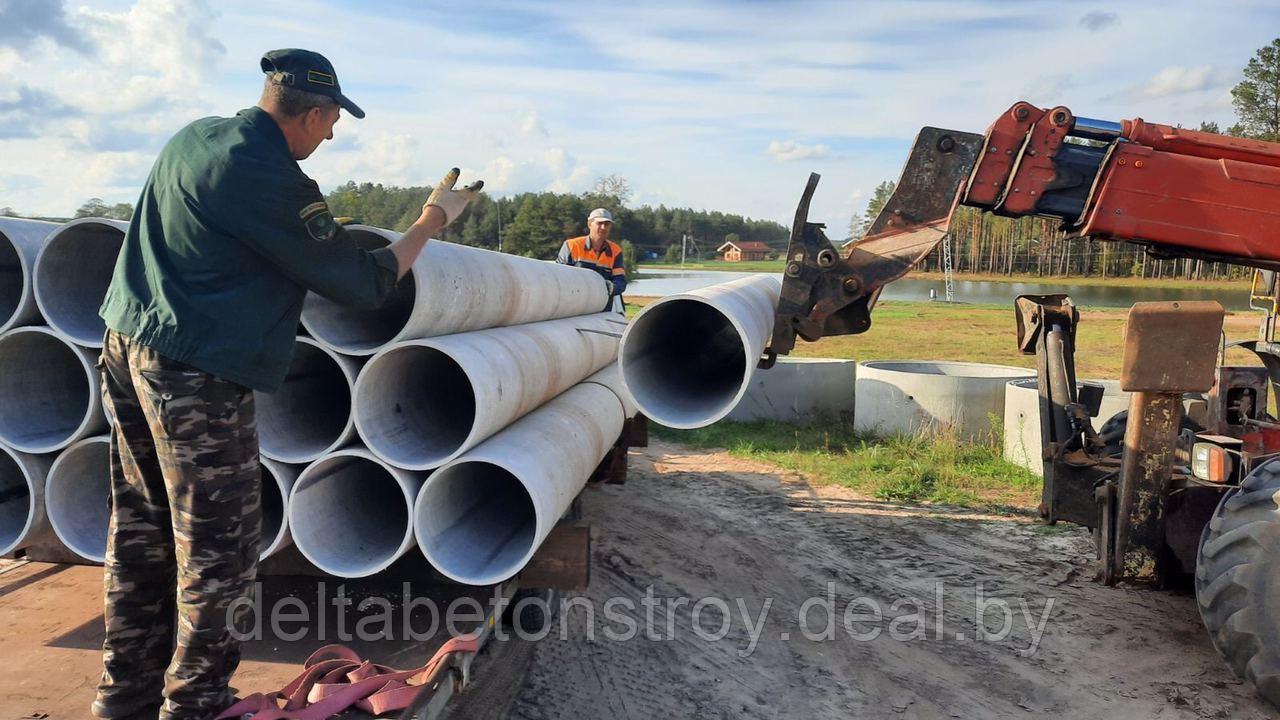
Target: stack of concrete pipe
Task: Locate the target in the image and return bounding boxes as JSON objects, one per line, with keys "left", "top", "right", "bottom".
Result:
{"left": 0, "top": 217, "right": 634, "bottom": 588}
{"left": 0, "top": 217, "right": 122, "bottom": 563}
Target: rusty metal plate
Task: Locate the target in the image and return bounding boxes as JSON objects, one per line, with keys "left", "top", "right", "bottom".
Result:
{"left": 521, "top": 524, "right": 590, "bottom": 591}
{"left": 1121, "top": 301, "right": 1223, "bottom": 392}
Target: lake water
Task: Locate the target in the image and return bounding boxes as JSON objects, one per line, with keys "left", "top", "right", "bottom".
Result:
{"left": 628, "top": 270, "right": 1255, "bottom": 310}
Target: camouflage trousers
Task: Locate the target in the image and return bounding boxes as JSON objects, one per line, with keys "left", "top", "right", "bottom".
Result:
{"left": 92, "top": 329, "right": 261, "bottom": 720}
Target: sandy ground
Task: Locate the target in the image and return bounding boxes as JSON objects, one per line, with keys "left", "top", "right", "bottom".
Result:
{"left": 455, "top": 440, "right": 1273, "bottom": 719}
{"left": 2, "top": 440, "right": 1272, "bottom": 719}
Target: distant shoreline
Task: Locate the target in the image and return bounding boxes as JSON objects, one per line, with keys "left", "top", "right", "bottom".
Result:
{"left": 637, "top": 263, "right": 1253, "bottom": 292}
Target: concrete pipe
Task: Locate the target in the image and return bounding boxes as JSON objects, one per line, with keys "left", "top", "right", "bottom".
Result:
{"left": 855, "top": 360, "right": 1034, "bottom": 441}
{"left": 726, "top": 357, "right": 857, "bottom": 423}
{"left": 0, "top": 445, "right": 53, "bottom": 557}
{"left": 355, "top": 312, "right": 622, "bottom": 470}
{"left": 288, "top": 447, "right": 424, "bottom": 578}
{"left": 620, "top": 273, "right": 781, "bottom": 429}
{"left": 256, "top": 337, "right": 359, "bottom": 464}
{"left": 259, "top": 458, "right": 299, "bottom": 560}
{"left": 582, "top": 362, "right": 638, "bottom": 418}
{"left": 45, "top": 435, "right": 111, "bottom": 563}
{"left": 33, "top": 218, "right": 127, "bottom": 348}
{"left": 0, "top": 217, "right": 58, "bottom": 333}
{"left": 415, "top": 382, "right": 624, "bottom": 586}
{"left": 0, "top": 327, "right": 106, "bottom": 453}
{"left": 301, "top": 225, "right": 609, "bottom": 355}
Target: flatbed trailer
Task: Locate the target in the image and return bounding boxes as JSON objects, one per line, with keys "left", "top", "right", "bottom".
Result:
{"left": 0, "top": 417, "right": 648, "bottom": 719}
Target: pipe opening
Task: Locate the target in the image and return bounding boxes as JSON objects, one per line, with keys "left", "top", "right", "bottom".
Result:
{"left": 415, "top": 461, "right": 536, "bottom": 585}
{"left": 0, "top": 330, "right": 94, "bottom": 452}
{"left": 46, "top": 438, "right": 110, "bottom": 562}
{"left": 0, "top": 450, "right": 33, "bottom": 555}
{"left": 258, "top": 341, "right": 352, "bottom": 462}
{"left": 0, "top": 233, "right": 23, "bottom": 330}
{"left": 356, "top": 346, "right": 475, "bottom": 469}
{"left": 260, "top": 463, "right": 285, "bottom": 558}
{"left": 622, "top": 299, "right": 746, "bottom": 427}
{"left": 35, "top": 221, "right": 123, "bottom": 346}
{"left": 290, "top": 455, "right": 411, "bottom": 576}
{"left": 301, "top": 230, "right": 415, "bottom": 353}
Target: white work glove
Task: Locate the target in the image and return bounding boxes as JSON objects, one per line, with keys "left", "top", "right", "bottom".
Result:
{"left": 424, "top": 168, "right": 483, "bottom": 227}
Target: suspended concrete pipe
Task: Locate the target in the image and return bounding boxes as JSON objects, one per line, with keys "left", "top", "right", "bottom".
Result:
{"left": 45, "top": 435, "right": 111, "bottom": 564}
{"left": 259, "top": 457, "right": 299, "bottom": 560}
{"left": 33, "top": 218, "right": 128, "bottom": 348}
{"left": 0, "top": 217, "right": 58, "bottom": 334}
{"left": 0, "top": 326, "right": 106, "bottom": 453}
{"left": 0, "top": 445, "right": 52, "bottom": 557}
{"left": 855, "top": 360, "right": 1034, "bottom": 441}
{"left": 301, "top": 225, "right": 609, "bottom": 355}
{"left": 355, "top": 312, "right": 623, "bottom": 471}
{"left": 415, "top": 381, "right": 625, "bottom": 586}
{"left": 288, "top": 448, "right": 424, "bottom": 578}
{"left": 256, "top": 337, "right": 360, "bottom": 464}
{"left": 620, "top": 273, "right": 781, "bottom": 429}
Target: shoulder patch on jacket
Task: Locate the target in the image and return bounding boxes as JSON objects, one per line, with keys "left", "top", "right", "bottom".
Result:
{"left": 300, "top": 202, "right": 338, "bottom": 243}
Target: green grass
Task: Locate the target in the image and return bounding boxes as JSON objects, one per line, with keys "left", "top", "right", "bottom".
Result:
{"left": 625, "top": 297, "right": 1265, "bottom": 377}
{"left": 652, "top": 418, "right": 1042, "bottom": 513}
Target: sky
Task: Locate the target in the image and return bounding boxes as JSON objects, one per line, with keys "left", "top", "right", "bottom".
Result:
{"left": 0, "top": 0, "right": 1275, "bottom": 236}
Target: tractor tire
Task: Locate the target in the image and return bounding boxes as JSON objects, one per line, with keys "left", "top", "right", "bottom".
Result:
{"left": 1195, "top": 459, "right": 1280, "bottom": 708}
{"left": 1097, "top": 408, "right": 1202, "bottom": 458}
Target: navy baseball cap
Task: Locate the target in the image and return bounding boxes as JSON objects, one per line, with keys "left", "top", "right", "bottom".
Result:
{"left": 260, "top": 48, "right": 365, "bottom": 119}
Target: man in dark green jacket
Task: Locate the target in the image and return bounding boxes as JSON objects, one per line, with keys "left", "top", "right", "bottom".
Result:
{"left": 91, "top": 49, "right": 482, "bottom": 720}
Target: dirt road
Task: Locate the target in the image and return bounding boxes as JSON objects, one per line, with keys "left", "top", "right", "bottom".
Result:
{"left": 458, "top": 440, "right": 1272, "bottom": 719}
{"left": 2, "top": 440, "right": 1270, "bottom": 718}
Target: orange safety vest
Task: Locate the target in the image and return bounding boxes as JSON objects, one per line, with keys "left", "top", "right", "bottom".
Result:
{"left": 564, "top": 235, "right": 625, "bottom": 283}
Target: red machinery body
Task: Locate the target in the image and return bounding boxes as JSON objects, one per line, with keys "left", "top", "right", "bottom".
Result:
{"left": 968, "top": 103, "right": 1280, "bottom": 267}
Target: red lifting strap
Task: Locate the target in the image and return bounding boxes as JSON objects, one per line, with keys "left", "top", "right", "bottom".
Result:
{"left": 216, "top": 633, "right": 482, "bottom": 720}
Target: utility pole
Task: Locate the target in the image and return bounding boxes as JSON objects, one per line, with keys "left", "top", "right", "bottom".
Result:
{"left": 496, "top": 197, "right": 503, "bottom": 253}
{"left": 942, "top": 232, "right": 955, "bottom": 303}
{"left": 681, "top": 233, "right": 687, "bottom": 272}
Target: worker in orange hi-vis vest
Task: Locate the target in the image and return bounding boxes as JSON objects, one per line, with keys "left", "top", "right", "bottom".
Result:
{"left": 557, "top": 207, "right": 626, "bottom": 313}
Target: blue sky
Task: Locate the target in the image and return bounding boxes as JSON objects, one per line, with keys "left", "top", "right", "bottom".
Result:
{"left": 0, "top": 0, "right": 1275, "bottom": 235}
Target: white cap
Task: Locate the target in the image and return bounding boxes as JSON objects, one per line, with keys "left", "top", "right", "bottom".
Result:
{"left": 587, "top": 208, "right": 613, "bottom": 223}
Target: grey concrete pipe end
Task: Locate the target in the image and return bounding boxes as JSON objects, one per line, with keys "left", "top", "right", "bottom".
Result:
{"left": 354, "top": 342, "right": 477, "bottom": 471}
{"left": 257, "top": 337, "right": 359, "bottom": 464}
{"left": 0, "top": 326, "right": 105, "bottom": 453}
{"left": 0, "top": 217, "right": 58, "bottom": 334}
{"left": 0, "top": 445, "right": 51, "bottom": 557}
{"left": 45, "top": 435, "right": 111, "bottom": 564}
{"left": 33, "top": 218, "right": 127, "bottom": 348}
{"left": 287, "top": 448, "right": 423, "bottom": 578}
{"left": 855, "top": 360, "right": 1035, "bottom": 441}
{"left": 259, "top": 458, "right": 299, "bottom": 560}
{"left": 414, "top": 458, "right": 537, "bottom": 586}
{"left": 301, "top": 227, "right": 416, "bottom": 356}
{"left": 620, "top": 295, "right": 753, "bottom": 429}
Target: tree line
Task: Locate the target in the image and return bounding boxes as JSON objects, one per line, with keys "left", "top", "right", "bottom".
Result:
{"left": 324, "top": 176, "right": 789, "bottom": 266}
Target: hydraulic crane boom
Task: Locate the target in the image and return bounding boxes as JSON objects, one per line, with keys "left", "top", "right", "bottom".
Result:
{"left": 768, "top": 101, "right": 1280, "bottom": 358}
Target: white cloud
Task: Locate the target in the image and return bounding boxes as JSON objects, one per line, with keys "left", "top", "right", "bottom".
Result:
{"left": 520, "top": 110, "right": 549, "bottom": 138}
{"left": 1141, "top": 65, "right": 1223, "bottom": 98}
{"left": 0, "top": 0, "right": 1271, "bottom": 226}
{"left": 767, "top": 140, "right": 832, "bottom": 162}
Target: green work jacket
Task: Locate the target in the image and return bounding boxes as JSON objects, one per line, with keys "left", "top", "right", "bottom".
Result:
{"left": 99, "top": 107, "right": 399, "bottom": 392}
